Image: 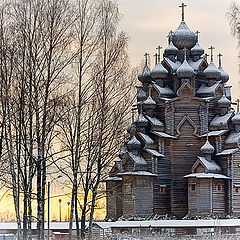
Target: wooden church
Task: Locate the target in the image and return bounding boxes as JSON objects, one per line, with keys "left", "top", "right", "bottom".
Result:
{"left": 105, "top": 3, "right": 240, "bottom": 219}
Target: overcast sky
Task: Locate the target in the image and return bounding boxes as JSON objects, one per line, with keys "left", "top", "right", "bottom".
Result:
{"left": 118, "top": 0, "right": 239, "bottom": 102}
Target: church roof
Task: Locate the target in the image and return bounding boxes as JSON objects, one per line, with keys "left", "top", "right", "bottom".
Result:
{"left": 196, "top": 81, "right": 222, "bottom": 98}
{"left": 195, "top": 156, "right": 221, "bottom": 173}
{"left": 118, "top": 171, "right": 157, "bottom": 177}
{"left": 144, "top": 149, "right": 164, "bottom": 157}
{"left": 184, "top": 173, "right": 230, "bottom": 179}
{"left": 225, "top": 131, "right": 240, "bottom": 147}
{"left": 145, "top": 115, "right": 164, "bottom": 130}
{"left": 210, "top": 112, "right": 233, "bottom": 130}
{"left": 152, "top": 83, "right": 175, "bottom": 97}
{"left": 216, "top": 148, "right": 239, "bottom": 156}
{"left": 137, "top": 132, "right": 154, "bottom": 146}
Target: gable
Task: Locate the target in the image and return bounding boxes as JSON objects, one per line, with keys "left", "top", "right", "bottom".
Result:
{"left": 177, "top": 83, "right": 194, "bottom": 98}
{"left": 176, "top": 115, "right": 197, "bottom": 136}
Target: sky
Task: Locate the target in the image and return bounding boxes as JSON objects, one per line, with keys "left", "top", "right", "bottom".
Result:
{"left": 118, "top": 0, "right": 240, "bottom": 102}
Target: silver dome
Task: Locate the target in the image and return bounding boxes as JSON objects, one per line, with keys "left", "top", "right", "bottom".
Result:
{"left": 218, "top": 95, "right": 231, "bottom": 108}
{"left": 218, "top": 66, "right": 229, "bottom": 83}
{"left": 138, "top": 64, "right": 152, "bottom": 83}
{"left": 203, "top": 62, "right": 221, "bottom": 79}
{"left": 200, "top": 139, "right": 214, "bottom": 155}
{"left": 172, "top": 21, "right": 197, "bottom": 49}
{"left": 176, "top": 59, "right": 195, "bottom": 78}
{"left": 191, "top": 42, "right": 204, "bottom": 56}
{"left": 150, "top": 62, "right": 168, "bottom": 79}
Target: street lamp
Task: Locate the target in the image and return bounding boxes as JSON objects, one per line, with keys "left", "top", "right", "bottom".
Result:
{"left": 67, "top": 202, "right": 70, "bottom": 221}
{"left": 47, "top": 175, "right": 62, "bottom": 240}
{"left": 59, "top": 199, "right": 62, "bottom": 222}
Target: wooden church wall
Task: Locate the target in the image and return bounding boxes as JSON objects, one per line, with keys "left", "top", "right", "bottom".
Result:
{"left": 232, "top": 152, "right": 240, "bottom": 212}
{"left": 212, "top": 179, "right": 226, "bottom": 213}
{"left": 170, "top": 119, "right": 205, "bottom": 216}
{"left": 106, "top": 181, "right": 123, "bottom": 219}
{"left": 122, "top": 176, "right": 135, "bottom": 216}
{"left": 134, "top": 176, "right": 154, "bottom": 215}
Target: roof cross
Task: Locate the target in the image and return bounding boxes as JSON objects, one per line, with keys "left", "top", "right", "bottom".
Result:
{"left": 217, "top": 53, "right": 223, "bottom": 67}
{"left": 144, "top": 53, "right": 150, "bottom": 65}
{"left": 167, "top": 30, "right": 173, "bottom": 44}
{"left": 156, "top": 45, "right": 162, "bottom": 62}
{"left": 154, "top": 53, "right": 158, "bottom": 65}
{"left": 179, "top": 3, "right": 187, "bottom": 21}
{"left": 204, "top": 53, "right": 209, "bottom": 61}
{"left": 237, "top": 99, "right": 240, "bottom": 112}
{"left": 195, "top": 31, "right": 200, "bottom": 40}
{"left": 208, "top": 46, "right": 215, "bottom": 62}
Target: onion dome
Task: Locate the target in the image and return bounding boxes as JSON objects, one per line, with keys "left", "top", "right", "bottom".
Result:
{"left": 135, "top": 113, "right": 148, "bottom": 127}
{"left": 232, "top": 112, "right": 240, "bottom": 125}
{"left": 118, "top": 145, "right": 127, "bottom": 159}
{"left": 164, "top": 40, "right": 178, "bottom": 56}
{"left": 219, "top": 66, "right": 229, "bottom": 83}
{"left": 200, "top": 139, "right": 215, "bottom": 155}
{"left": 203, "top": 62, "right": 221, "bottom": 79}
{"left": 138, "top": 64, "right": 152, "bottom": 83}
{"left": 150, "top": 62, "right": 168, "bottom": 79}
{"left": 127, "top": 135, "right": 141, "bottom": 151}
{"left": 127, "top": 123, "right": 136, "bottom": 135}
{"left": 176, "top": 48, "right": 194, "bottom": 78}
{"left": 143, "top": 95, "right": 156, "bottom": 109}
{"left": 137, "top": 87, "right": 147, "bottom": 102}
{"left": 191, "top": 42, "right": 204, "bottom": 56}
{"left": 218, "top": 54, "right": 229, "bottom": 84}
{"left": 172, "top": 21, "right": 197, "bottom": 49}
{"left": 218, "top": 94, "right": 231, "bottom": 108}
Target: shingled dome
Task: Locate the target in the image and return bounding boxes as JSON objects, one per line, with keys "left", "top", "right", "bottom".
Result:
{"left": 203, "top": 62, "right": 221, "bottom": 79}
{"left": 150, "top": 62, "right": 168, "bottom": 79}
{"left": 127, "top": 135, "right": 141, "bottom": 151}
{"left": 138, "top": 64, "right": 152, "bottom": 83}
{"left": 143, "top": 95, "right": 156, "bottom": 109}
{"left": 200, "top": 139, "right": 215, "bottom": 155}
{"left": 176, "top": 58, "right": 195, "bottom": 78}
{"left": 165, "top": 40, "right": 178, "bottom": 56}
{"left": 232, "top": 112, "right": 240, "bottom": 125}
{"left": 218, "top": 95, "right": 231, "bottom": 108}
{"left": 191, "top": 42, "right": 204, "bottom": 56}
{"left": 219, "top": 65, "right": 229, "bottom": 83}
{"left": 172, "top": 21, "right": 197, "bottom": 49}
{"left": 135, "top": 113, "right": 148, "bottom": 127}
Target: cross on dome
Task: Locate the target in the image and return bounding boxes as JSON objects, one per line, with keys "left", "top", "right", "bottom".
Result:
{"left": 208, "top": 46, "right": 215, "bottom": 62}
{"left": 204, "top": 53, "right": 209, "bottom": 61}
{"left": 144, "top": 53, "right": 150, "bottom": 65}
{"left": 154, "top": 53, "right": 158, "bottom": 65}
{"left": 156, "top": 45, "right": 162, "bottom": 62}
{"left": 179, "top": 3, "right": 187, "bottom": 21}
{"left": 237, "top": 99, "right": 240, "bottom": 112}
{"left": 218, "top": 53, "right": 223, "bottom": 67}
{"left": 195, "top": 31, "right": 200, "bottom": 40}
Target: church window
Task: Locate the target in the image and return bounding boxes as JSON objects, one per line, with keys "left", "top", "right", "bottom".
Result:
{"left": 125, "top": 184, "right": 132, "bottom": 195}
{"left": 190, "top": 184, "right": 196, "bottom": 191}
{"left": 159, "top": 185, "right": 166, "bottom": 194}
{"left": 236, "top": 187, "right": 239, "bottom": 193}
{"left": 217, "top": 184, "right": 224, "bottom": 191}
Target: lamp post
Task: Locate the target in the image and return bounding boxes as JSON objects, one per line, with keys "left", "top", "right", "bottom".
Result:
{"left": 47, "top": 175, "right": 62, "bottom": 240}
{"left": 59, "top": 199, "right": 62, "bottom": 222}
{"left": 67, "top": 202, "right": 70, "bottom": 221}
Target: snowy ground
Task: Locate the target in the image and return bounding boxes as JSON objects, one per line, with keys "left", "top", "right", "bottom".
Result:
{"left": 103, "top": 234, "right": 240, "bottom": 240}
